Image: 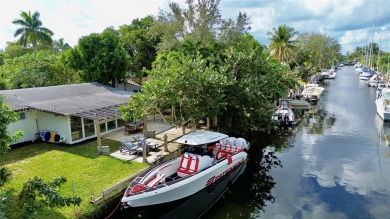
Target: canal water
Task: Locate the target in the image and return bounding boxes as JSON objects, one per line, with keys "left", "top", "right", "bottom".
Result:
{"left": 202, "top": 66, "right": 390, "bottom": 219}
{"left": 107, "top": 66, "right": 390, "bottom": 218}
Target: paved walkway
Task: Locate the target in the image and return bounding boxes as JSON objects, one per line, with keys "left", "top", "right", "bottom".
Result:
{"left": 103, "top": 119, "right": 189, "bottom": 163}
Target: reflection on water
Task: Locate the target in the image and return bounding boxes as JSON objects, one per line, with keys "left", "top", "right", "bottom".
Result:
{"left": 297, "top": 108, "right": 337, "bottom": 135}
{"left": 201, "top": 136, "right": 283, "bottom": 219}
{"left": 261, "top": 66, "right": 390, "bottom": 219}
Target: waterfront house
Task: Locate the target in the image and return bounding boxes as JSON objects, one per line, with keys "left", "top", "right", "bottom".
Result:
{"left": 0, "top": 82, "right": 136, "bottom": 145}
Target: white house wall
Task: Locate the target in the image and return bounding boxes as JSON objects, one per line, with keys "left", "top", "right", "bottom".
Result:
{"left": 8, "top": 111, "right": 38, "bottom": 144}
{"left": 35, "top": 111, "right": 70, "bottom": 144}
{"left": 117, "top": 83, "right": 140, "bottom": 93}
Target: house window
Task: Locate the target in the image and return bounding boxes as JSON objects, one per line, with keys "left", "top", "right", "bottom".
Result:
{"left": 19, "top": 112, "right": 26, "bottom": 120}
{"left": 83, "top": 118, "right": 95, "bottom": 138}
{"left": 100, "top": 123, "right": 106, "bottom": 133}
{"left": 107, "top": 120, "right": 116, "bottom": 131}
{"left": 70, "top": 116, "right": 82, "bottom": 141}
{"left": 117, "top": 119, "right": 125, "bottom": 127}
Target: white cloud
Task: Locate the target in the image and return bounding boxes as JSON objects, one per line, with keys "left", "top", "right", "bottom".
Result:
{"left": 0, "top": 0, "right": 167, "bottom": 49}
{"left": 1, "top": 0, "right": 390, "bottom": 54}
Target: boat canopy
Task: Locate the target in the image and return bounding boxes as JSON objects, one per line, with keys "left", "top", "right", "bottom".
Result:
{"left": 176, "top": 130, "right": 228, "bottom": 146}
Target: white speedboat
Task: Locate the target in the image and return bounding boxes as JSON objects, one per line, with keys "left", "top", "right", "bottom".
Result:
{"left": 299, "top": 83, "right": 325, "bottom": 102}
{"left": 321, "top": 71, "right": 330, "bottom": 80}
{"left": 376, "top": 86, "right": 390, "bottom": 121}
{"left": 329, "top": 72, "right": 337, "bottom": 79}
{"left": 121, "top": 130, "right": 249, "bottom": 208}
{"left": 367, "top": 74, "right": 383, "bottom": 87}
{"left": 359, "top": 70, "right": 374, "bottom": 80}
{"left": 272, "top": 101, "right": 295, "bottom": 129}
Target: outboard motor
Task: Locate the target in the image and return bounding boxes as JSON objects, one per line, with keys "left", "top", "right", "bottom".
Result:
{"left": 284, "top": 113, "right": 289, "bottom": 124}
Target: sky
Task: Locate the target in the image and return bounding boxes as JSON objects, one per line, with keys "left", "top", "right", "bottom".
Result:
{"left": 1, "top": 0, "right": 390, "bottom": 55}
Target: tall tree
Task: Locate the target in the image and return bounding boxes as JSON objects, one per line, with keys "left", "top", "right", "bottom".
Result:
{"left": 53, "top": 38, "right": 71, "bottom": 53}
{"left": 12, "top": 11, "right": 54, "bottom": 53}
{"left": 267, "top": 24, "right": 298, "bottom": 65}
{"left": 68, "top": 28, "right": 130, "bottom": 87}
{"left": 118, "top": 16, "right": 159, "bottom": 81}
{"left": 120, "top": 51, "right": 229, "bottom": 126}
{"left": 295, "top": 32, "right": 341, "bottom": 73}
{"left": 152, "top": 0, "right": 250, "bottom": 52}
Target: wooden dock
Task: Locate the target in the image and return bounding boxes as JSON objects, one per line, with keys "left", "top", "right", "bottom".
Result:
{"left": 279, "top": 98, "right": 312, "bottom": 110}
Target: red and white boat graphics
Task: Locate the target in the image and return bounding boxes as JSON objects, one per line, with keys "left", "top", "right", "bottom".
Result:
{"left": 121, "top": 130, "right": 249, "bottom": 208}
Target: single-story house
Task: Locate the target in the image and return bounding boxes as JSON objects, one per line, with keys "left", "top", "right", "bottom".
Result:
{"left": 117, "top": 79, "right": 143, "bottom": 93}
{"left": 0, "top": 82, "right": 137, "bottom": 145}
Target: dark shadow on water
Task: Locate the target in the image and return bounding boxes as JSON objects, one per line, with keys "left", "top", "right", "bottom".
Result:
{"left": 199, "top": 133, "right": 284, "bottom": 219}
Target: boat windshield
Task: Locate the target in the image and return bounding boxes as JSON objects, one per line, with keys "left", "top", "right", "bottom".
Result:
{"left": 182, "top": 144, "right": 213, "bottom": 156}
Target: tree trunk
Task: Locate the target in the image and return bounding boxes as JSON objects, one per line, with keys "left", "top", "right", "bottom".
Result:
{"left": 171, "top": 105, "right": 176, "bottom": 122}
{"left": 111, "top": 77, "right": 118, "bottom": 88}
{"left": 191, "top": 118, "right": 196, "bottom": 131}
{"left": 213, "top": 114, "right": 218, "bottom": 127}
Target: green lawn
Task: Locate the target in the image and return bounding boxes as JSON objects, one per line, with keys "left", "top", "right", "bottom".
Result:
{"left": 0, "top": 139, "right": 149, "bottom": 218}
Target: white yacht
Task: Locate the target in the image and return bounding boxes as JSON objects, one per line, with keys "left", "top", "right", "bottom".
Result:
{"left": 376, "top": 86, "right": 390, "bottom": 121}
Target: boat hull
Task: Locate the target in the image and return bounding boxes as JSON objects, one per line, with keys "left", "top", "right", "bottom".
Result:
{"left": 376, "top": 100, "right": 390, "bottom": 121}
{"left": 121, "top": 152, "right": 247, "bottom": 207}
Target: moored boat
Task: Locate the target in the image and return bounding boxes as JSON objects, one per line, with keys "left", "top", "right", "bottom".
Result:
{"left": 272, "top": 101, "right": 295, "bottom": 129}
{"left": 299, "top": 83, "right": 325, "bottom": 102}
{"left": 121, "top": 130, "right": 249, "bottom": 208}
{"left": 376, "top": 86, "right": 390, "bottom": 121}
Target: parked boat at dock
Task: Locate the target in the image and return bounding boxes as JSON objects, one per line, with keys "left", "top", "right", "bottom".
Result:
{"left": 375, "top": 85, "right": 390, "bottom": 121}
{"left": 121, "top": 130, "right": 249, "bottom": 208}
{"left": 272, "top": 101, "right": 295, "bottom": 130}
{"left": 299, "top": 83, "right": 325, "bottom": 102}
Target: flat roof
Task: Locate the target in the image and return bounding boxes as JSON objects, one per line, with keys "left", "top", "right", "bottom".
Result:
{"left": 0, "top": 82, "right": 133, "bottom": 121}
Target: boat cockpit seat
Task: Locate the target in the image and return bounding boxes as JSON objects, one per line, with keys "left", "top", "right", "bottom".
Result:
{"left": 235, "top": 138, "right": 248, "bottom": 150}
{"left": 145, "top": 173, "right": 166, "bottom": 188}
{"left": 177, "top": 153, "right": 200, "bottom": 177}
{"left": 212, "top": 142, "right": 244, "bottom": 160}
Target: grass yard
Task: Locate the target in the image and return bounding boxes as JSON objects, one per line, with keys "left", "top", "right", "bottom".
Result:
{"left": 0, "top": 139, "right": 149, "bottom": 218}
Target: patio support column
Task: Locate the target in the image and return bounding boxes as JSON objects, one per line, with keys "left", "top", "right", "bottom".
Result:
{"left": 142, "top": 144, "right": 147, "bottom": 163}
{"left": 164, "top": 134, "right": 168, "bottom": 152}
{"left": 95, "top": 114, "right": 101, "bottom": 147}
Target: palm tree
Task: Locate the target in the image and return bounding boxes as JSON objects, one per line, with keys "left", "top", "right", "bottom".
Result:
{"left": 267, "top": 24, "right": 297, "bottom": 65}
{"left": 54, "top": 38, "right": 71, "bottom": 52}
{"left": 12, "top": 11, "right": 54, "bottom": 53}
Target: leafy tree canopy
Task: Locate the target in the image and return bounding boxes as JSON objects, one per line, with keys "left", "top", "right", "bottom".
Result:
{"left": 68, "top": 28, "right": 130, "bottom": 87}
{"left": 0, "top": 50, "right": 80, "bottom": 89}
{"left": 152, "top": 0, "right": 250, "bottom": 52}
{"left": 294, "top": 32, "right": 341, "bottom": 80}
{"left": 118, "top": 16, "right": 159, "bottom": 81}
{"left": 18, "top": 176, "right": 82, "bottom": 218}
{"left": 0, "top": 97, "right": 23, "bottom": 152}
